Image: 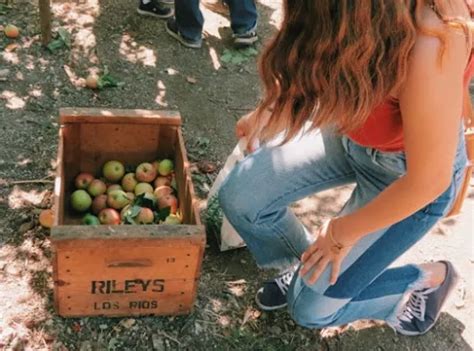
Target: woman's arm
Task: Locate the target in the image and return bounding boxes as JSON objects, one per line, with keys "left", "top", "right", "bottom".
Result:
{"left": 333, "top": 11, "right": 468, "bottom": 246}
{"left": 300, "top": 9, "right": 469, "bottom": 285}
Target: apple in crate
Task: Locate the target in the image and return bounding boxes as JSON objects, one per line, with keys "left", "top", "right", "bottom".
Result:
{"left": 136, "top": 207, "right": 154, "bottom": 224}
{"left": 98, "top": 208, "right": 121, "bottom": 225}
{"left": 126, "top": 192, "right": 135, "bottom": 202}
{"left": 154, "top": 185, "right": 173, "bottom": 199}
{"left": 136, "top": 162, "right": 157, "bottom": 183}
{"left": 87, "top": 179, "right": 107, "bottom": 197}
{"left": 103, "top": 160, "right": 125, "bottom": 182}
{"left": 158, "top": 194, "right": 178, "bottom": 214}
{"left": 164, "top": 214, "right": 182, "bottom": 225}
{"left": 91, "top": 194, "right": 108, "bottom": 215}
{"left": 75, "top": 173, "right": 94, "bottom": 190}
{"left": 158, "top": 159, "right": 174, "bottom": 176}
{"left": 135, "top": 182, "right": 154, "bottom": 196}
{"left": 107, "top": 184, "right": 122, "bottom": 194}
{"left": 154, "top": 176, "right": 171, "bottom": 188}
{"left": 122, "top": 173, "right": 138, "bottom": 192}
{"left": 107, "top": 190, "right": 131, "bottom": 210}
{"left": 82, "top": 213, "right": 101, "bottom": 225}
{"left": 71, "top": 190, "right": 92, "bottom": 212}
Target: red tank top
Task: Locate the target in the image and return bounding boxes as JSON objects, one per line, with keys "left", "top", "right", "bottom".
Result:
{"left": 347, "top": 55, "right": 474, "bottom": 152}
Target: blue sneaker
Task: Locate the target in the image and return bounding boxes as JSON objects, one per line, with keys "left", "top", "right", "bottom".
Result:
{"left": 391, "top": 261, "right": 459, "bottom": 336}
{"left": 137, "top": 0, "right": 174, "bottom": 19}
{"left": 233, "top": 25, "right": 258, "bottom": 48}
{"left": 165, "top": 18, "right": 202, "bottom": 49}
{"left": 255, "top": 270, "right": 294, "bottom": 311}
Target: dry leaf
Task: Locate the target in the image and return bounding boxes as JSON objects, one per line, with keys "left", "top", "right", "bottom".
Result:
{"left": 5, "top": 43, "right": 19, "bottom": 52}
{"left": 197, "top": 160, "right": 217, "bottom": 173}
{"left": 186, "top": 76, "right": 197, "bottom": 84}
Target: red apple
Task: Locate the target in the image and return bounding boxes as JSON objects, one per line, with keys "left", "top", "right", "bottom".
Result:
{"left": 98, "top": 208, "right": 121, "bottom": 225}
{"left": 75, "top": 173, "right": 94, "bottom": 190}
{"left": 103, "top": 160, "right": 125, "bottom": 182}
{"left": 87, "top": 179, "right": 107, "bottom": 197}
{"left": 152, "top": 160, "right": 161, "bottom": 173}
{"left": 4, "top": 24, "right": 20, "bottom": 39}
{"left": 136, "top": 207, "right": 154, "bottom": 224}
{"left": 154, "top": 176, "right": 171, "bottom": 188}
{"left": 107, "top": 190, "right": 131, "bottom": 210}
{"left": 154, "top": 185, "right": 173, "bottom": 199}
{"left": 91, "top": 194, "right": 108, "bottom": 215}
{"left": 135, "top": 182, "right": 154, "bottom": 196}
{"left": 136, "top": 162, "right": 157, "bottom": 183}
{"left": 122, "top": 173, "right": 138, "bottom": 192}
{"left": 158, "top": 194, "right": 178, "bottom": 214}
{"left": 107, "top": 184, "right": 122, "bottom": 194}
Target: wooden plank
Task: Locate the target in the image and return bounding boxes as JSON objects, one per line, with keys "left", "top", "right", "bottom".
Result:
{"left": 39, "top": 0, "right": 52, "bottom": 46}
{"left": 56, "top": 279, "right": 196, "bottom": 317}
{"left": 53, "top": 127, "right": 65, "bottom": 226}
{"left": 55, "top": 245, "right": 201, "bottom": 281}
{"left": 78, "top": 123, "right": 165, "bottom": 172}
{"left": 59, "top": 108, "right": 181, "bottom": 126}
{"left": 51, "top": 224, "right": 205, "bottom": 241}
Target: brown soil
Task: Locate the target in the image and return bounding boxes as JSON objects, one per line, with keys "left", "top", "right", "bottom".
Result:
{"left": 0, "top": 1, "right": 472, "bottom": 350}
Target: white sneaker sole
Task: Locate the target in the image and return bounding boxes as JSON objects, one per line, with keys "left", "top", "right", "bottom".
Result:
{"left": 165, "top": 23, "right": 202, "bottom": 49}
{"left": 254, "top": 288, "right": 288, "bottom": 311}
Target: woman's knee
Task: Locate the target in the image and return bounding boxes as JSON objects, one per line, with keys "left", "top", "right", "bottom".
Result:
{"left": 288, "top": 285, "right": 346, "bottom": 329}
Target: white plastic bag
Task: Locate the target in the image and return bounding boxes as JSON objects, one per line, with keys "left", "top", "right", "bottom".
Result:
{"left": 206, "top": 138, "right": 248, "bottom": 251}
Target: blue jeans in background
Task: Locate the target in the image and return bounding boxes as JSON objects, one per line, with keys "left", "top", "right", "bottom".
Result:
{"left": 175, "top": 0, "right": 257, "bottom": 41}
{"left": 218, "top": 127, "right": 467, "bottom": 328}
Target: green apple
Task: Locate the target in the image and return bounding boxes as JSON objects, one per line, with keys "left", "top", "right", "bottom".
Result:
{"left": 135, "top": 182, "right": 154, "bottom": 196}
{"left": 71, "top": 190, "right": 92, "bottom": 212}
{"left": 158, "top": 159, "right": 174, "bottom": 176}
{"left": 87, "top": 179, "right": 107, "bottom": 197}
{"left": 82, "top": 213, "right": 101, "bottom": 225}
{"left": 122, "top": 173, "right": 138, "bottom": 192}
{"left": 103, "top": 160, "right": 125, "bottom": 182}
{"left": 107, "top": 190, "right": 131, "bottom": 210}
{"left": 164, "top": 214, "right": 182, "bottom": 225}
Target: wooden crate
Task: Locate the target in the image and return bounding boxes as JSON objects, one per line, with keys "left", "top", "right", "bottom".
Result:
{"left": 51, "top": 108, "right": 205, "bottom": 317}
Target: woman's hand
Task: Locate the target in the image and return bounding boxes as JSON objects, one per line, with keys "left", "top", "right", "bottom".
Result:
{"left": 299, "top": 220, "right": 353, "bottom": 286}
{"left": 236, "top": 107, "right": 273, "bottom": 152}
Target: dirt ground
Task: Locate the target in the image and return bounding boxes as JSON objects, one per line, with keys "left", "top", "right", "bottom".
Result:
{"left": 0, "top": 1, "right": 473, "bottom": 350}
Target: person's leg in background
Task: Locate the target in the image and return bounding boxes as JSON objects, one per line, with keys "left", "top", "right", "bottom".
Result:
{"left": 224, "top": 0, "right": 258, "bottom": 47}
{"left": 165, "top": 0, "right": 203, "bottom": 49}
{"left": 137, "top": 0, "right": 174, "bottom": 19}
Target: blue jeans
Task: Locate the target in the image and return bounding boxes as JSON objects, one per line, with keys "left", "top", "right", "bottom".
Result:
{"left": 218, "top": 128, "right": 467, "bottom": 328}
{"left": 175, "top": 0, "right": 257, "bottom": 41}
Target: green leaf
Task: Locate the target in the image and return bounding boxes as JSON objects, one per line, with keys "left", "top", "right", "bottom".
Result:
{"left": 58, "top": 28, "right": 71, "bottom": 48}
{"left": 130, "top": 205, "right": 141, "bottom": 217}
{"left": 134, "top": 193, "right": 156, "bottom": 209}
{"left": 47, "top": 39, "right": 65, "bottom": 53}
{"left": 157, "top": 207, "right": 171, "bottom": 221}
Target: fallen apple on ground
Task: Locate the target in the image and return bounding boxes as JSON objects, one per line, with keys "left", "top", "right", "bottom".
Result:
{"left": 39, "top": 209, "right": 55, "bottom": 228}
{"left": 4, "top": 24, "right": 20, "bottom": 39}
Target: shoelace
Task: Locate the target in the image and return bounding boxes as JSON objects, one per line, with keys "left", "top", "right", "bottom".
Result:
{"left": 274, "top": 271, "right": 294, "bottom": 295}
{"left": 398, "top": 287, "right": 437, "bottom": 323}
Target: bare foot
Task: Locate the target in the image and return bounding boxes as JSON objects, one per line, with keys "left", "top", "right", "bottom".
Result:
{"left": 419, "top": 262, "right": 447, "bottom": 288}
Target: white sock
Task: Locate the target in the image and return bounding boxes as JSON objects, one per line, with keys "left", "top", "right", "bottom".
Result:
{"left": 142, "top": 0, "right": 151, "bottom": 4}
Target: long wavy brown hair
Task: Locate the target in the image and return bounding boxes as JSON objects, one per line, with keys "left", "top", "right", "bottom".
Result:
{"left": 254, "top": 0, "right": 471, "bottom": 143}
